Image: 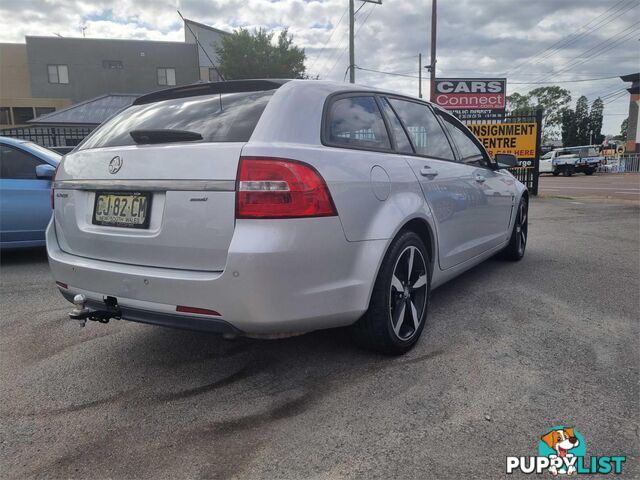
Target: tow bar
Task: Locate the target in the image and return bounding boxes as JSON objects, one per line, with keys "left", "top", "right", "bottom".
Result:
{"left": 69, "top": 294, "right": 122, "bottom": 327}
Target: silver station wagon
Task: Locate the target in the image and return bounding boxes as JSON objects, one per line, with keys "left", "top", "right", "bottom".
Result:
{"left": 48, "top": 79, "right": 528, "bottom": 354}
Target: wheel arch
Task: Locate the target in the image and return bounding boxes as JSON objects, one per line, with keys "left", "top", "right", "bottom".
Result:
{"left": 364, "top": 215, "right": 437, "bottom": 311}
{"left": 400, "top": 217, "right": 436, "bottom": 276}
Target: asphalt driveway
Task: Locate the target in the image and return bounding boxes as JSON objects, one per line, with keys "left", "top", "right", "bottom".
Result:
{"left": 1, "top": 197, "right": 638, "bottom": 479}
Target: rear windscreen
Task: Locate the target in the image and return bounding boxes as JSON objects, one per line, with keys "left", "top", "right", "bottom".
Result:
{"left": 78, "top": 90, "right": 275, "bottom": 150}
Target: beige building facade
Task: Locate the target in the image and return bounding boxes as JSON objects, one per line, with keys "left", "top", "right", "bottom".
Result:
{"left": 0, "top": 43, "right": 71, "bottom": 128}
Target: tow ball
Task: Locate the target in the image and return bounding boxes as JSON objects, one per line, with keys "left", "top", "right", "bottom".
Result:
{"left": 69, "top": 294, "right": 122, "bottom": 327}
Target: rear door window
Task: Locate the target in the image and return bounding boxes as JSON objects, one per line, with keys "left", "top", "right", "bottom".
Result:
{"left": 387, "top": 98, "right": 455, "bottom": 160}
{"left": 79, "top": 90, "right": 276, "bottom": 150}
{"left": 327, "top": 96, "right": 391, "bottom": 150}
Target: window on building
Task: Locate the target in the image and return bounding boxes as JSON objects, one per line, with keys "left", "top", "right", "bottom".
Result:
{"left": 102, "top": 60, "right": 123, "bottom": 69}
{"left": 327, "top": 96, "right": 391, "bottom": 150}
{"left": 35, "top": 107, "right": 56, "bottom": 118}
{"left": 0, "top": 145, "right": 44, "bottom": 180}
{"left": 48, "top": 65, "right": 69, "bottom": 84}
{"left": 388, "top": 98, "right": 455, "bottom": 160}
{"left": 0, "top": 107, "right": 11, "bottom": 125}
{"left": 157, "top": 67, "right": 176, "bottom": 86}
{"left": 12, "top": 107, "right": 34, "bottom": 125}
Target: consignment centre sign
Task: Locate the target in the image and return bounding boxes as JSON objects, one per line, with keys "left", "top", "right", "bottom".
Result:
{"left": 434, "top": 78, "right": 506, "bottom": 121}
{"left": 467, "top": 122, "right": 538, "bottom": 167}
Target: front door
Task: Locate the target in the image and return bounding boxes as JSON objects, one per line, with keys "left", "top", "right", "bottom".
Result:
{"left": 0, "top": 144, "right": 52, "bottom": 244}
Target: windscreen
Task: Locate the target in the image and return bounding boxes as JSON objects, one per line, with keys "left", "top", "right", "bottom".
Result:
{"left": 78, "top": 90, "right": 276, "bottom": 150}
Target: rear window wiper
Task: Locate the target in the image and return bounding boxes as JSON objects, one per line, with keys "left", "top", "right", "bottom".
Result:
{"left": 130, "top": 129, "right": 203, "bottom": 144}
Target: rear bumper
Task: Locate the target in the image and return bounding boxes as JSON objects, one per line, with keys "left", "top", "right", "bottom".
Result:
{"left": 47, "top": 217, "right": 387, "bottom": 335}
{"left": 59, "top": 290, "right": 239, "bottom": 334}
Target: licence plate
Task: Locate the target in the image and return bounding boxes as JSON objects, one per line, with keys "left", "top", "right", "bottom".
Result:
{"left": 92, "top": 192, "right": 151, "bottom": 228}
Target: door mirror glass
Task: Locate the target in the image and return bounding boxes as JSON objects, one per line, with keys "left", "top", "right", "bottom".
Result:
{"left": 495, "top": 153, "right": 518, "bottom": 169}
{"left": 35, "top": 163, "right": 56, "bottom": 179}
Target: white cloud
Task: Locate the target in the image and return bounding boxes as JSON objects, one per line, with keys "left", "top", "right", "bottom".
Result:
{"left": 0, "top": 0, "right": 636, "bottom": 133}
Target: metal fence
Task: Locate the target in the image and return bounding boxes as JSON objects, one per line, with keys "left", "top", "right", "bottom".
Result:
{"left": 599, "top": 154, "right": 640, "bottom": 173}
{"left": 0, "top": 126, "right": 94, "bottom": 153}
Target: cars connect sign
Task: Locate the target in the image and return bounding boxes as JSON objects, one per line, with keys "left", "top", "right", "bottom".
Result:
{"left": 434, "top": 78, "right": 507, "bottom": 121}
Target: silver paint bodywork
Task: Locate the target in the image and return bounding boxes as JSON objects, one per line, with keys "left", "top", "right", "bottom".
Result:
{"left": 47, "top": 80, "right": 527, "bottom": 334}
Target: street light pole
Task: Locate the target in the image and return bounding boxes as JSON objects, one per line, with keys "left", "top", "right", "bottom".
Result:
{"left": 429, "top": 0, "right": 437, "bottom": 101}
{"left": 349, "top": 0, "right": 355, "bottom": 83}
{"left": 348, "top": 0, "right": 381, "bottom": 84}
{"left": 418, "top": 53, "right": 422, "bottom": 98}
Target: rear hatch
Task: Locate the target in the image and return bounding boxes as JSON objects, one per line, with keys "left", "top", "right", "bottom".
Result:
{"left": 53, "top": 86, "right": 278, "bottom": 271}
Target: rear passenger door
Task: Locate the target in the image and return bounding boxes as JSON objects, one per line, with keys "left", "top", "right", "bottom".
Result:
{"left": 385, "top": 97, "right": 484, "bottom": 270}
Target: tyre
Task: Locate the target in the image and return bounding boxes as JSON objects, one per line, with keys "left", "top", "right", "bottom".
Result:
{"left": 562, "top": 166, "right": 574, "bottom": 177}
{"left": 501, "top": 196, "right": 528, "bottom": 261}
{"left": 352, "top": 231, "right": 430, "bottom": 355}
{"left": 552, "top": 170, "right": 560, "bottom": 176}
{"left": 584, "top": 168, "right": 594, "bottom": 175}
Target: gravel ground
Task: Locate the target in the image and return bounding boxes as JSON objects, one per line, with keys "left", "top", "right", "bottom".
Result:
{"left": 1, "top": 197, "right": 638, "bottom": 479}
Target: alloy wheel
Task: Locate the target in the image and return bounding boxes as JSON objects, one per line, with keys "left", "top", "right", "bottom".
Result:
{"left": 516, "top": 201, "right": 528, "bottom": 256}
{"left": 389, "top": 246, "right": 428, "bottom": 341}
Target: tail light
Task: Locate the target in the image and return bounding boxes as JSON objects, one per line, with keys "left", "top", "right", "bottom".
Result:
{"left": 236, "top": 157, "right": 337, "bottom": 219}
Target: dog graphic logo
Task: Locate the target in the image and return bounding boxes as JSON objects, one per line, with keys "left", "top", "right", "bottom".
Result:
{"left": 539, "top": 427, "right": 585, "bottom": 475}
{"left": 507, "top": 426, "right": 625, "bottom": 475}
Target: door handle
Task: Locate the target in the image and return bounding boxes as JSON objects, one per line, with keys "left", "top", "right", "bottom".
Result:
{"left": 420, "top": 166, "right": 439, "bottom": 178}
{"left": 475, "top": 174, "right": 486, "bottom": 183}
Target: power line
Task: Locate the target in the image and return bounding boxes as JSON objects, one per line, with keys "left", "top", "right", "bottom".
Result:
{"left": 307, "top": 8, "right": 349, "bottom": 73}
{"left": 503, "top": 0, "right": 635, "bottom": 76}
{"left": 354, "top": 67, "right": 626, "bottom": 85}
{"left": 325, "top": 2, "right": 377, "bottom": 78}
{"left": 509, "top": 75, "right": 623, "bottom": 85}
{"left": 538, "top": 23, "right": 640, "bottom": 81}
{"left": 528, "top": 0, "right": 638, "bottom": 67}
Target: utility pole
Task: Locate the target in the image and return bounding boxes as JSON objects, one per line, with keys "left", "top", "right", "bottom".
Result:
{"left": 349, "top": 0, "right": 355, "bottom": 83}
{"left": 418, "top": 53, "right": 422, "bottom": 98}
{"left": 429, "top": 0, "right": 437, "bottom": 101}
{"left": 348, "top": 0, "right": 382, "bottom": 84}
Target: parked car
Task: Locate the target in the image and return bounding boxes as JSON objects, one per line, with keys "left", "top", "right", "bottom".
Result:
{"left": 47, "top": 79, "right": 528, "bottom": 354}
{"left": 539, "top": 146, "right": 603, "bottom": 176}
{"left": 0, "top": 137, "right": 60, "bottom": 248}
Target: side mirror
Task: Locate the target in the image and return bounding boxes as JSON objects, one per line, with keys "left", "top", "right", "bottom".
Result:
{"left": 494, "top": 153, "right": 519, "bottom": 169}
{"left": 35, "top": 163, "right": 56, "bottom": 179}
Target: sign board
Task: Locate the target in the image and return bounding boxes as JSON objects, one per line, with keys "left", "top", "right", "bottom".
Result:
{"left": 434, "top": 78, "right": 506, "bottom": 121}
{"left": 467, "top": 122, "right": 537, "bottom": 168}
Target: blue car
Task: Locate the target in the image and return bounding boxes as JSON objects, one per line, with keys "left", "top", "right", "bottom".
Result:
{"left": 0, "top": 137, "right": 61, "bottom": 248}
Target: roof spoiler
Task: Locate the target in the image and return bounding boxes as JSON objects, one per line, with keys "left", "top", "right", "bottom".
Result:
{"left": 133, "top": 79, "right": 290, "bottom": 105}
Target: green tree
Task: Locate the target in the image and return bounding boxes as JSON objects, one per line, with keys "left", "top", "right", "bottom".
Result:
{"left": 620, "top": 117, "right": 628, "bottom": 142}
{"left": 216, "top": 28, "right": 306, "bottom": 80}
{"left": 574, "top": 96, "right": 590, "bottom": 145}
{"left": 589, "top": 98, "right": 604, "bottom": 144}
{"left": 561, "top": 108, "right": 578, "bottom": 147}
{"left": 506, "top": 86, "right": 571, "bottom": 143}
{"left": 527, "top": 86, "right": 572, "bottom": 143}
{"left": 506, "top": 92, "right": 533, "bottom": 114}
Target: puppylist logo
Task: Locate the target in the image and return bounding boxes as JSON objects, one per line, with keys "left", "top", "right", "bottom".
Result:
{"left": 506, "top": 426, "right": 626, "bottom": 475}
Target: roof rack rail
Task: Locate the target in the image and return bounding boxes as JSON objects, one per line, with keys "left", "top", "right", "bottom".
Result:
{"left": 133, "top": 79, "right": 290, "bottom": 105}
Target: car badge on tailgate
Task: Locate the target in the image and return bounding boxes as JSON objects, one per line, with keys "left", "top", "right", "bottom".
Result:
{"left": 108, "top": 156, "right": 123, "bottom": 174}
